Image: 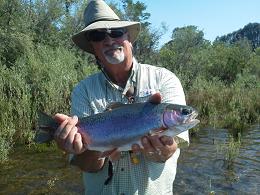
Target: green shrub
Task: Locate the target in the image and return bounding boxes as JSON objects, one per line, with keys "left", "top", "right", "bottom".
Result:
{"left": 186, "top": 75, "right": 260, "bottom": 131}
{"left": 0, "top": 45, "right": 97, "bottom": 162}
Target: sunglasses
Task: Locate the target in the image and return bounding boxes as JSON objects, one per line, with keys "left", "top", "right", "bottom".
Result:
{"left": 86, "top": 28, "right": 127, "bottom": 42}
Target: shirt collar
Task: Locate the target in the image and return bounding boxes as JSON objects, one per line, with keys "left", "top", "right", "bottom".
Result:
{"left": 130, "top": 57, "right": 139, "bottom": 83}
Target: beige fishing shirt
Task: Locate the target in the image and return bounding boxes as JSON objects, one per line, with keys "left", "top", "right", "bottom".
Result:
{"left": 70, "top": 58, "right": 189, "bottom": 195}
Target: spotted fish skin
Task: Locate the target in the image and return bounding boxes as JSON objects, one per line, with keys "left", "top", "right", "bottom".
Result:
{"left": 36, "top": 102, "right": 199, "bottom": 152}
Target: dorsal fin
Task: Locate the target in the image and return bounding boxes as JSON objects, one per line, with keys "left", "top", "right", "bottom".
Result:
{"left": 105, "top": 102, "right": 125, "bottom": 111}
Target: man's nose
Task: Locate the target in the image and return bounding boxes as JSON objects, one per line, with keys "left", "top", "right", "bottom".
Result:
{"left": 103, "top": 34, "right": 114, "bottom": 45}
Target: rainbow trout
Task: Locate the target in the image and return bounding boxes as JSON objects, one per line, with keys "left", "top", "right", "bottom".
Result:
{"left": 36, "top": 101, "right": 199, "bottom": 151}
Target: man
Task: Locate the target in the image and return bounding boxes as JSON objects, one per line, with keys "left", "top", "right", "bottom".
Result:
{"left": 54, "top": 0, "right": 189, "bottom": 194}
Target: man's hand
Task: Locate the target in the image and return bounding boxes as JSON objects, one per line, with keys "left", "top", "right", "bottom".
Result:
{"left": 132, "top": 133, "right": 178, "bottom": 163}
{"left": 54, "top": 113, "right": 86, "bottom": 154}
{"left": 53, "top": 113, "right": 121, "bottom": 170}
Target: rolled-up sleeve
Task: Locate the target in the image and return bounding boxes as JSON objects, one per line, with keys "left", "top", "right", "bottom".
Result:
{"left": 70, "top": 82, "right": 92, "bottom": 117}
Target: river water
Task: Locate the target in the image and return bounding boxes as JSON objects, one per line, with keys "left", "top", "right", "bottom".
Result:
{"left": 173, "top": 125, "right": 260, "bottom": 194}
{"left": 0, "top": 125, "right": 259, "bottom": 194}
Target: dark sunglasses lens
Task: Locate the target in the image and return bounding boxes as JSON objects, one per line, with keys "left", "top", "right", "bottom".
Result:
{"left": 88, "top": 31, "right": 106, "bottom": 42}
{"left": 87, "top": 28, "right": 126, "bottom": 42}
{"left": 109, "top": 29, "right": 125, "bottom": 38}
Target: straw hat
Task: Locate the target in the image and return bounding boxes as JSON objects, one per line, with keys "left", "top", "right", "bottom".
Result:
{"left": 72, "top": 0, "right": 141, "bottom": 54}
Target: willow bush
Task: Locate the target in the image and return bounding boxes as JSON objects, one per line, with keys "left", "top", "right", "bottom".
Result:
{"left": 186, "top": 74, "right": 260, "bottom": 132}
{"left": 0, "top": 45, "right": 97, "bottom": 162}
{"left": 0, "top": 62, "right": 32, "bottom": 153}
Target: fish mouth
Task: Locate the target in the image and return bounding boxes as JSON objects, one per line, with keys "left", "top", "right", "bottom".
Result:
{"left": 162, "top": 105, "right": 199, "bottom": 129}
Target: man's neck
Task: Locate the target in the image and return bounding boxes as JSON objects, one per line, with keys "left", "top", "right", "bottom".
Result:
{"left": 106, "top": 65, "right": 132, "bottom": 87}
{"left": 99, "top": 59, "right": 133, "bottom": 87}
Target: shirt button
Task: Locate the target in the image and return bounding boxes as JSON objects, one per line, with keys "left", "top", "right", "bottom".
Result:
{"left": 121, "top": 168, "right": 124, "bottom": 171}
{"left": 120, "top": 193, "right": 125, "bottom": 195}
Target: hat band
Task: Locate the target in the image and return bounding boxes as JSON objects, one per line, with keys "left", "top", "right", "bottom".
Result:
{"left": 86, "top": 18, "right": 120, "bottom": 27}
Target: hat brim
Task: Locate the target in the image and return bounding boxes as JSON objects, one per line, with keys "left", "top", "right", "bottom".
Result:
{"left": 72, "top": 20, "right": 140, "bottom": 54}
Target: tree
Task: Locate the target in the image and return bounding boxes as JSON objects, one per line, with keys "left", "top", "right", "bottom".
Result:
{"left": 247, "top": 47, "right": 260, "bottom": 79}
{"left": 0, "top": 0, "right": 34, "bottom": 68}
{"left": 207, "top": 40, "right": 252, "bottom": 83}
{"left": 216, "top": 23, "right": 260, "bottom": 50}
{"left": 159, "top": 26, "right": 210, "bottom": 88}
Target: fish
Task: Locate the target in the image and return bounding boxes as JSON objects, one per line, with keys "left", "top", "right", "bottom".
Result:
{"left": 35, "top": 94, "right": 199, "bottom": 152}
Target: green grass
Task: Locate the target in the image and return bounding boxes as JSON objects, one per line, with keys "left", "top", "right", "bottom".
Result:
{"left": 217, "top": 133, "right": 241, "bottom": 169}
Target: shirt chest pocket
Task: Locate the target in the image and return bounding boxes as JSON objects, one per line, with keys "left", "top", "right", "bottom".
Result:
{"left": 136, "top": 88, "right": 160, "bottom": 103}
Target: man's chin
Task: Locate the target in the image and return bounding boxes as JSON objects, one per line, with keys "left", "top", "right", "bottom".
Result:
{"left": 104, "top": 55, "right": 125, "bottom": 65}
{"left": 106, "top": 60, "right": 123, "bottom": 65}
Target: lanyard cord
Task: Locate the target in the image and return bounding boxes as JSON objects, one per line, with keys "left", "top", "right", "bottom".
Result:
{"left": 97, "top": 61, "right": 137, "bottom": 185}
{"left": 97, "top": 60, "right": 136, "bottom": 103}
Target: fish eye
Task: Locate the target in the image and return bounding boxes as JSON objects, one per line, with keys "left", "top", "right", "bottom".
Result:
{"left": 181, "top": 108, "right": 191, "bottom": 115}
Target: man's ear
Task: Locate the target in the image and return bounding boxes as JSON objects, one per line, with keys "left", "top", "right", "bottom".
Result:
{"left": 127, "top": 33, "right": 132, "bottom": 45}
{"left": 128, "top": 40, "right": 134, "bottom": 53}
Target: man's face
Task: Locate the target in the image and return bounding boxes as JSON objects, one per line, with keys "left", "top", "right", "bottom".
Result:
{"left": 89, "top": 28, "right": 132, "bottom": 66}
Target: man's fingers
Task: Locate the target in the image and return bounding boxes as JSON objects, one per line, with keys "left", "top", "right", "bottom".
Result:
{"left": 53, "top": 114, "right": 84, "bottom": 154}
{"left": 160, "top": 135, "right": 174, "bottom": 146}
{"left": 142, "top": 134, "right": 177, "bottom": 163}
{"left": 54, "top": 113, "right": 70, "bottom": 123}
{"left": 148, "top": 135, "right": 168, "bottom": 156}
{"left": 64, "top": 126, "right": 78, "bottom": 152}
{"left": 141, "top": 136, "right": 155, "bottom": 153}
{"left": 149, "top": 135, "right": 164, "bottom": 148}
{"left": 148, "top": 93, "right": 162, "bottom": 104}
{"left": 131, "top": 144, "right": 141, "bottom": 153}
{"left": 58, "top": 115, "right": 78, "bottom": 139}
{"left": 54, "top": 118, "right": 69, "bottom": 139}
{"left": 73, "top": 133, "right": 84, "bottom": 154}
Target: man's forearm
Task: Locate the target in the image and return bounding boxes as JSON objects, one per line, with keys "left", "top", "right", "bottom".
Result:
{"left": 70, "top": 150, "right": 105, "bottom": 172}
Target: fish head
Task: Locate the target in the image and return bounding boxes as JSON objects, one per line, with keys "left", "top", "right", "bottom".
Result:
{"left": 162, "top": 104, "right": 199, "bottom": 129}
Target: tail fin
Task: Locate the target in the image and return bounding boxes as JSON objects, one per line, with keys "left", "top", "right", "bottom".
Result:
{"left": 35, "top": 111, "right": 59, "bottom": 143}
